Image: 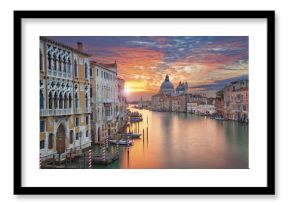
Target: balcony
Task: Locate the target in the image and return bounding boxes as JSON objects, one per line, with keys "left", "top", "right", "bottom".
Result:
{"left": 40, "top": 108, "right": 73, "bottom": 116}
{"left": 85, "top": 107, "right": 91, "bottom": 113}
{"left": 48, "top": 69, "right": 72, "bottom": 80}
{"left": 73, "top": 108, "right": 82, "bottom": 114}
{"left": 105, "top": 115, "right": 114, "bottom": 121}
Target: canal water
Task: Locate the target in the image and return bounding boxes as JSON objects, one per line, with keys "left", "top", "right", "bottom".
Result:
{"left": 89, "top": 106, "right": 248, "bottom": 169}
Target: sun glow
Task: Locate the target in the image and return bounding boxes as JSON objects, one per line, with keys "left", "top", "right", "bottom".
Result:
{"left": 124, "top": 86, "right": 132, "bottom": 95}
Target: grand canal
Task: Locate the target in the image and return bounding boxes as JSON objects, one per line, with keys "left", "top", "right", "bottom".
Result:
{"left": 90, "top": 106, "right": 248, "bottom": 169}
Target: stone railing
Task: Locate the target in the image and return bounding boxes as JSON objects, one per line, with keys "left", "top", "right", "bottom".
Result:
{"left": 40, "top": 108, "right": 73, "bottom": 116}
{"left": 48, "top": 69, "right": 72, "bottom": 79}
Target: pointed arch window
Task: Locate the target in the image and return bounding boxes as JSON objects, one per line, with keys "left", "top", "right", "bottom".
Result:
{"left": 69, "top": 94, "right": 72, "bottom": 108}
{"left": 58, "top": 55, "right": 62, "bottom": 71}
{"left": 64, "top": 93, "right": 68, "bottom": 109}
{"left": 75, "top": 93, "right": 78, "bottom": 108}
{"left": 53, "top": 53, "right": 57, "bottom": 70}
{"left": 74, "top": 59, "right": 78, "bottom": 78}
{"left": 85, "top": 63, "right": 88, "bottom": 79}
{"left": 63, "top": 56, "right": 66, "bottom": 73}
{"left": 59, "top": 94, "right": 63, "bottom": 109}
{"left": 48, "top": 92, "right": 53, "bottom": 109}
{"left": 54, "top": 93, "right": 58, "bottom": 109}
{"left": 47, "top": 52, "right": 52, "bottom": 70}
{"left": 85, "top": 93, "right": 89, "bottom": 109}
{"left": 40, "top": 90, "right": 44, "bottom": 109}
{"left": 40, "top": 49, "right": 43, "bottom": 71}
{"left": 67, "top": 58, "right": 71, "bottom": 75}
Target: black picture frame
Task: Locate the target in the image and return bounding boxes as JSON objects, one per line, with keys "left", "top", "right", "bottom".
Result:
{"left": 14, "top": 10, "right": 275, "bottom": 195}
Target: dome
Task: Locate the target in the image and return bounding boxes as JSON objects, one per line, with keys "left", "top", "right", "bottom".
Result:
{"left": 160, "top": 75, "right": 174, "bottom": 95}
{"left": 176, "top": 82, "right": 188, "bottom": 94}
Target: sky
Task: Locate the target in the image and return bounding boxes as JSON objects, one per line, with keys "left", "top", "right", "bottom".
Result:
{"left": 48, "top": 36, "right": 248, "bottom": 101}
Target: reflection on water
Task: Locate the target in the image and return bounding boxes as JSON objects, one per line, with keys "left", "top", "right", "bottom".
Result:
{"left": 92, "top": 107, "right": 248, "bottom": 169}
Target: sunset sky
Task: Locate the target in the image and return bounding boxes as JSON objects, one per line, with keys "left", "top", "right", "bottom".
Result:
{"left": 48, "top": 36, "right": 248, "bottom": 101}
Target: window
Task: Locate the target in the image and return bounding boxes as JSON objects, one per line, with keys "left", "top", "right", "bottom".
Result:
{"left": 53, "top": 53, "right": 57, "bottom": 70}
{"left": 86, "top": 116, "right": 89, "bottom": 125}
{"left": 48, "top": 92, "right": 53, "bottom": 109}
{"left": 90, "top": 87, "right": 92, "bottom": 98}
{"left": 40, "top": 49, "right": 43, "bottom": 71}
{"left": 91, "top": 112, "right": 93, "bottom": 121}
{"left": 90, "top": 68, "right": 92, "bottom": 77}
{"left": 76, "top": 132, "right": 79, "bottom": 140}
{"left": 96, "top": 69, "right": 98, "bottom": 76}
{"left": 40, "top": 120, "right": 45, "bottom": 132}
{"left": 75, "top": 93, "right": 78, "bottom": 108}
{"left": 40, "top": 140, "right": 45, "bottom": 149}
{"left": 85, "top": 63, "right": 88, "bottom": 79}
{"left": 85, "top": 94, "right": 89, "bottom": 109}
{"left": 69, "top": 94, "right": 72, "bottom": 108}
{"left": 76, "top": 117, "right": 79, "bottom": 126}
{"left": 40, "top": 90, "right": 44, "bottom": 109}
{"left": 70, "top": 130, "right": 74, "bottom": 144}
{"left": 48, "top": 134, "right": 53, "bottom": 149}
{"left": 86, "top": 130, "right": 89, "bottom": 138}
{"left": 58, "top": 55, "right": 62, "bottom": 71}
{"left": 48, "top": 52, "right": 52, "bottom": 70}
{"left": 63, "top": 56, "right": 66, "bottom": 72}
{"left": 74, "top": 59, "right": 78, "bottom": 78}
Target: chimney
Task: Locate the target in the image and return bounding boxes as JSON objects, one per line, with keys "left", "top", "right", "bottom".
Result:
{"left": 77, "top": 42, "right": 83, "bottom": 52}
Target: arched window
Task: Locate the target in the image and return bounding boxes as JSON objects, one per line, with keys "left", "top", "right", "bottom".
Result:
{"left": 69, "top": 130, "right": 74, "bottom": 144}
{"left": 54, "top": 93, "right": 58, "bottom": 109}
{"left": 48, "top": 134, "right": 54, "bottom": 149}
{"left": 59, "top": 94, "right": 63, "bottom": 109}
{"left": 47, "top": 52, "right": 52, "bottom": 70}
{"left": 40, "top": 90, "right": 44, "bottom": 109}
{"left": 85, "top": 93, "right": 89, "bottom": 109}
{"left": 64, "top": 93, "right": 68, "bottom": 109}
{"left": 48, "top": 92, "right": 53, "bottom": 109}
{"left": 75, "top": 93, "right": 78, "bottom": 108}
{"left": 74, "top": 59, "right": 78, "bottom": 78}
{"left": 67, "top": 58, "right": 71, "bottom": 74}
{"left": 58, "top": 55, "right": 62, "bottom": 71}
{"left": 69, "top": 94, "right": 72, "bottom": 108}
{"left": 40, "top": 49, "right": 43, "bottom": 71}
{"left": 53, "top": 53, "right": 57, "bottom": 70}
{"left": 63, "top": 56, "right": 66, "bottom": 73}
{"left": 85, "top": 63, "right": 88, "bottom": 79}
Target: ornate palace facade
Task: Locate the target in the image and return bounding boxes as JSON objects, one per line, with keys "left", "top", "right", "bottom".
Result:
{"left": 39, "top": 37, "right": 91, "bottom": 159}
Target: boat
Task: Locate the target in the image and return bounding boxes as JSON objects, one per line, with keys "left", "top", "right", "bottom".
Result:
{"left": 130, "top": 133, "right": 141, "bottom": 139}
{"left": 129, "top": 111, "right": 143, "bottom": 122}
{"left": 109, "top": 139, "right": 133, "bottom": 145}
{"left": 214, "top": 117, "right": 225, "bottom": 120}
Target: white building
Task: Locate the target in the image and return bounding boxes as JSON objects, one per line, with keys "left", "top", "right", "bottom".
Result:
{"left": 90, "top": 61, "right": 118, "bottom": 143}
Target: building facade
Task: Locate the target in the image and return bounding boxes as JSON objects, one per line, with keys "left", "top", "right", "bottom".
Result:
{"left": 223, "top": 80, "right": 249, "bottom": 122}
{"left": 90, "top": 61, "right": 120, "bottom": 143}
{"left": 40, "top": 37, "right": 91, "bottom": 160}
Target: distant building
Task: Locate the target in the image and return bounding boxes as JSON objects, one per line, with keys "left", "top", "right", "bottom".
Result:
{"left": 215, "top": 96, "right": 225, "bottom": 117}
{"left": 187, "top": 95, "right": 216, "bottom": 115}
{"left": 160, "top": 74, "right": 175, "bottom": 95}
{"left": 223, "top": 79, "right": 249, "bottom": 122}
{"left": 176, "top": 81, "right": 188, "bottom": 95}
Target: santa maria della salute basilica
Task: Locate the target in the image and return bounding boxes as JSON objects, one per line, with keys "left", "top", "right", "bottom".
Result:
{"left": 159, "top": 74, "right": 188, "bottom": 96}
{"left": 151, "top": 74, "right": 189, "bottom": 112}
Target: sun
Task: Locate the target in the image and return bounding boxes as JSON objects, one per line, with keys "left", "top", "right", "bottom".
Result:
{"left": 124, "top": 86, "right": 131, "bottom": 95}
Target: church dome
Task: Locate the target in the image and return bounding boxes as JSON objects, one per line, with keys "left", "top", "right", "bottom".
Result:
{"left": 160, "top": 75, "right": 174, "bottom": 95}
